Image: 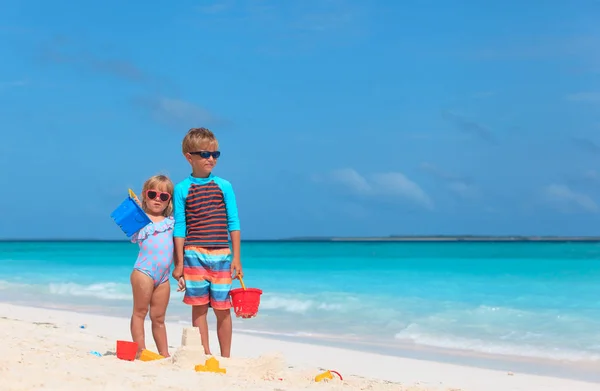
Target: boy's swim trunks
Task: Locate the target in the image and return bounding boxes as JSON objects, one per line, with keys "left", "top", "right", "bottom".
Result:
{"left": 182, "top": 246, "right": 232, "bottom": 310}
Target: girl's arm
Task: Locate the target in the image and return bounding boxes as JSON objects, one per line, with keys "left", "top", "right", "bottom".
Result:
{"left": 172, "top": 181, "right": 188, "bottom": 280}
{"left": 173, "top": 237, "right": 185, "bottom": 280}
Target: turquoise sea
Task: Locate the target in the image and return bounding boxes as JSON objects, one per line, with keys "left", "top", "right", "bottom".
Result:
{"left": 1, "top": 240, "right": 600, "bottom": 372}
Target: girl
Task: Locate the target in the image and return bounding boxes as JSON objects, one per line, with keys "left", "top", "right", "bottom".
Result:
{"left": 130, "top": 174, "right": 174, "bottom": 358}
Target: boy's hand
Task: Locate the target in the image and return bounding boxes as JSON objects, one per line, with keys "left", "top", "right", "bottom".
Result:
{"left": 177, "top": 277, "right": 186, "bottom": 292}
{"left": 172, "top": 266, "right": 183, "bottom": 280}
{"left": 231, "top": 258, "right": 243, "bottom": 280}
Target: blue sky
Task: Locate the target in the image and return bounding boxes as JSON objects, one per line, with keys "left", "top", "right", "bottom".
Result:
{"left": 1, "top": 0, "right": 600, "bottom": 239}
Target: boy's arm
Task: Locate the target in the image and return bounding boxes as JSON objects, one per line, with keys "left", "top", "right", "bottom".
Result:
{"left": 221, "top": 180, "right": 242, "bottom": 279}
{"left": 221, "top": 180, "right": 240, "bottom": 232}
{"left": 229, "top": 230, "right": 242, "bottom": 279}
{"left": 172, "top": 183, "right": 188, "bottom": 280}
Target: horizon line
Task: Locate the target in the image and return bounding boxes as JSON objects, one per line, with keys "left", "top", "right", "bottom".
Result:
{"left": 1, "top": 234, "right": 600, "bottom": 243}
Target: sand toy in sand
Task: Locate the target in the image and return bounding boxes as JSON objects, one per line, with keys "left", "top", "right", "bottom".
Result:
{"left": 195, "top": 357, "right": 226, "bottom": 374}
{"left": 139, "top": 349, "right": 164, "bottom": 361}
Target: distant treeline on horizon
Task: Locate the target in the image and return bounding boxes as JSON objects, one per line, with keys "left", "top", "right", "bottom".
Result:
{"left": 2, "top": 235, "right": 600, "bottom": 243}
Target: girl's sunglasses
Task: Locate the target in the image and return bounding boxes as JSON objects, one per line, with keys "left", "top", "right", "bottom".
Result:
{"left": 190, "top": 150, "right": 221, "bottom": 159}
{"left": 146, "top": 190, "right": 171, "bottom": 202}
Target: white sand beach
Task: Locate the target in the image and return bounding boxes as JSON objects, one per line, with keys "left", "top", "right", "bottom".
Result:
{"left": 0, "top": 302, "right": 598, "bottom": 391}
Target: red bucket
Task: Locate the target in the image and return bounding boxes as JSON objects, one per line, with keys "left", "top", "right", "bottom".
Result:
{"left": 230, "top": 278, "right": 262, "bottom": 318}
{"left": 116, "top": 340, "right": 138, "bottom": 361}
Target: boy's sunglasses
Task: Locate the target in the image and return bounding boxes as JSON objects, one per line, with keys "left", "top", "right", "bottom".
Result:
{"left": 146, "top": 190, "right": 171, "bottom": 202}
{"left": 189, "top": 150, "right": 221, "bottom": 159}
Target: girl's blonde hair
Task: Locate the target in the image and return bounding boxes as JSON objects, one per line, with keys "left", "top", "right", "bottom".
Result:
{"left": 141, "top": 174, "right": 174, "bottom": 217}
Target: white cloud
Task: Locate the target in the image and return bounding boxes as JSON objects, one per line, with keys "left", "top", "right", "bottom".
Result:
{"left": 134, "top": 96, "right": 224, "bottom": 128}
{"left": 420, "top": 162, "right": 480, "bottom": 199}
{"left": 330, "top": 168, "right": 371, "bottom": 194}
{"left": 566, "top": 92, "right": 600, "bottom": 102}
{"left": 153, "top": 97, "right": 213, "bottom": 122}
{"left": 371, "top": 172, "right": 434, "bottom": 209}
{"left": 543, "top": 184, "right": 598, "bottom": 213}
{"left": 196, "top": 0, "right": 232, "bottom": 14}
{"left": 194, "top": 0, "right": 367, "bottom": 55}
{"left": 472, "top": 91, "right": 496, "bottom": 99}
{"left": 447, "top": 181, "right": 480, "bottom": 199}
{"left": 0, "top": 80, "right": 28, "bottom": 90}
{"left": 327, "top": 168, "right": 433, "bottom": 210}
{"left": 583, "top": 169, "right": 600, "bottom": 182}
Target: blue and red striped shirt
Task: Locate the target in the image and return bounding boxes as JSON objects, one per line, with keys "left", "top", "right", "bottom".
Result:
{"left": 173, "top": 174, "right": 240, "bottom": 248}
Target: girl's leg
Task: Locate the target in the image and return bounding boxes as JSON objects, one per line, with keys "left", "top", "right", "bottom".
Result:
{"left": 192, "top": 304, "right": 211, "bottom": 355}
{"left": 130, "top": 270, "right": 154, "bottom": 353}
{"left": 149, "top": 280, "right": 171, "bottom": 357}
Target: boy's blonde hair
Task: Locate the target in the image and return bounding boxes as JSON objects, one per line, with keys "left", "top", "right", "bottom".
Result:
{"left": 141, "top": 174, "right": 174, "bottom": 217}
{"left": 182, "top": 127, "right": 219, "bottom": 155}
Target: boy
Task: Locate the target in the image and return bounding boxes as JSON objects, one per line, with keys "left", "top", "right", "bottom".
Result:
{"left": 172, "top": 127, "right": 243, "bottom": 358}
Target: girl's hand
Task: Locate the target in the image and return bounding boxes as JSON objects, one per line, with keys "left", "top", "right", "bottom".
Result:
{"left": 177, "top": 277, "right": 186, "bottom": 292}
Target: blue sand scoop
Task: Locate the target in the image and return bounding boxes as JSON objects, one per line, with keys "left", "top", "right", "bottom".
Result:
{"left": 110, "top": 189, "right": 151, "bottom": 237}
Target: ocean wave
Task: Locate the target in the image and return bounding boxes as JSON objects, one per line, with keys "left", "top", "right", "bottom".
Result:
{"left": 234, "top": 328, "right": 360, "bottom": 341}
{"left": 392, "top": 304, "right": 600, "bottom": 362}
{"left": 48, "top": 282, "right": 131, "bottom": 300}
{"left": 239, "top": 297, "right": 600, "bottom": 363}
{"left": 0, "top": 280, "right": 132, "bottom": 301}
{"left": 237, "top": 321, "right": 600, "bottom": 363}
{"left": 0, "top": 280, "right": 180, "bottom": 302}
{"left": 260, "top": 296, "right": 344, "bottom": 313}
{"left": 394, "top": 323, "right": 600, "bottom": 362}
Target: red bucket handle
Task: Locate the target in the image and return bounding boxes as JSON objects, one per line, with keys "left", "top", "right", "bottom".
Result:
{"left": 330, "top": 370, "right": 343, "bottom": 380}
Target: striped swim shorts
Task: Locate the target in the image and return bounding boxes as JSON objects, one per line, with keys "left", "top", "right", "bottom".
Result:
{"left": 182, "top": 246, "right": 232, "bottom": 310}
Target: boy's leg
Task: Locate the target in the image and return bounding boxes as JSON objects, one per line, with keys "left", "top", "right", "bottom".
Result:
{"left": 213, "top": 309, "right": 232, "bottom": 357}
{"left": 183, "top": 246, "right": 213, "bottom": 355}
{"left": 149, "top": 280, "right": 171, "bottom": 357}
{"left": 192, "top": 304, "right": 211, "bottom": 355}
{"left": 208, "top": 248, "right": 234, "bottom": 357}
{"left": 130, "top": 270, "right": 154, "bottom": 353}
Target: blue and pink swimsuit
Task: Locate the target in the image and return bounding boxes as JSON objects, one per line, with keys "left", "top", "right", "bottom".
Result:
{"left": 131, "top": 217, "right": 174, "bottom": 286}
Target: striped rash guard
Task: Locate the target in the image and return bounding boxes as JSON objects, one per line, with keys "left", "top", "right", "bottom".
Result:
{"left": 173, "top": 174, "right": 240, "bottom": 248}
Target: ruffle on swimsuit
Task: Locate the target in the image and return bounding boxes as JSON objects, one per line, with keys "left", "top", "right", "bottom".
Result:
{"left": 132, "top": 217, "right": 174, "bottom": 243}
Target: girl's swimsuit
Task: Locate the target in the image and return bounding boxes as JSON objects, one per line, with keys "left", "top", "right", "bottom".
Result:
{"left": 131, "top": 217, "right": 174, "bottom": 287}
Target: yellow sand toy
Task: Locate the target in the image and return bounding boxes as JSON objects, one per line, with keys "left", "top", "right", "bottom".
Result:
{"left": 315, "top": 370, "right": 343, "bottom": 382}
{"left": 195, "top": 357, "right": 226, "bottom": 374}
{"left": 139, "top": 349, "right": 164, "bottom": 362}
